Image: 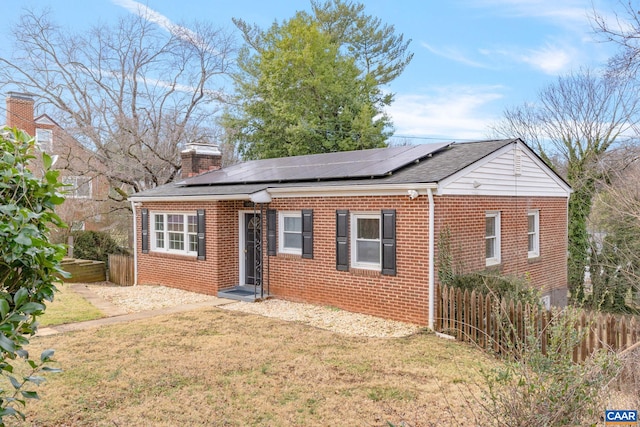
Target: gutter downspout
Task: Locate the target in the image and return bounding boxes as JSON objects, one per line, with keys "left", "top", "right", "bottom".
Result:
{"left": 428, "top": 188, "right": 435, "bottom": 330}
{"left": 130, "top": 200, "right": 138, "bottom": 286}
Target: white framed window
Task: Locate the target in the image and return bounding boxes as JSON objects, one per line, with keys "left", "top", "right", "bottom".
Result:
{"left": 35, "top": 128, "right": 53, "bottom": 152}
{"left": 351, "top": 213, "right": 381, "bottom": 270}
{"left": 278, "top": 211, "right": 302, "bottom": 254}
{"left": 485, "top": 211, "right": 501, "bottom": 266}
{"left": 151, "top": 212, "right": 198, "bottom": 255}
{"left": 528, "top": 210, "right": 540, "bottom": 258}
{"left": 62, "top": 176, "right": 92, "bottom": 198}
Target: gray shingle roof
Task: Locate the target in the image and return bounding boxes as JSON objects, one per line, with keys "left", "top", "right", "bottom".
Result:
{"left": 131, "top": 139, "right": 518, "bottom": 199}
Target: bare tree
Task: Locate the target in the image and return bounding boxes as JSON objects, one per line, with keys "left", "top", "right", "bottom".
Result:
{"left": 0, "top": 8, "right": 235, "bottom": 202}
{"left": 592, "top": 1, "right": 640, "bottom": 75}
{"left": 491, "top": 68, "right": 640, "bottom": 303}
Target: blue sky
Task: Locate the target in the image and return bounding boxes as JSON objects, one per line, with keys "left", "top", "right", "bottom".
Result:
{"left": 0, "top": 0, "right": 623, "bottom": 142}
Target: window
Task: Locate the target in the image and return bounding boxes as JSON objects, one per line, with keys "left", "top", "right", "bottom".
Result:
{"left": 528, "top": 210, "right": 540, "bottom": 258}
{"left": 35, "top": 128, "right": 52, "bottom": 152}
{"left": 278, "top": 212, "right": 302, "bottom": 254}
{"left": 62, "top": 176, "right": 92, "bottom": 198}
{"left": 485, "top": 212, "right": 501, "bottom": 266}
{"left": 351, "top": 213, "right": 381, "bottom": 270}
{"left": 151, "top": 213, "right": 198, "bottom": 255}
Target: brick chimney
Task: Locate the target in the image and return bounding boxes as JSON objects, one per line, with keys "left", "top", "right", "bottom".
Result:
{"left": 5, "top": 92, "right": 36, "bottom": 135}
{"left": 180, "top": 143, "right": 222, "bottom": 178}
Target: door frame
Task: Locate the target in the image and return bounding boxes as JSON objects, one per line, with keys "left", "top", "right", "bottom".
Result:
{"left": 238, "top": 210, "right": 262, "bottom": 286}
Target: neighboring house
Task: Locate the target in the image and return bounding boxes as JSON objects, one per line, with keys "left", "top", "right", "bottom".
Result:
{"left": 4, "top": 92, "right": 111, "bottom": 238}
{"left": 129, "top": 138, "right": 571, "bottom": 326}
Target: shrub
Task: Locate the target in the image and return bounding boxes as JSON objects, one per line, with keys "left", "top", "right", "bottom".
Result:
{"left": 0, "top": 126, "right": 64, "bottom": 423}
{"left": 450, "top": 272, "right": 541, "bottom": 308}
{"left": 478, "top": 306, "right": 621, "bottom": 426}
{"left": 71, "top": 230, "right": 128, "bottom": 263}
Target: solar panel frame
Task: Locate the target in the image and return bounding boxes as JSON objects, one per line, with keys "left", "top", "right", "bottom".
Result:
{"left": 180, "top": 142, "right": 451, "bottom": 186}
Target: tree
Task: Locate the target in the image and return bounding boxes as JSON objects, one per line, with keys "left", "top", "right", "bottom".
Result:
{"left": 0, "top": 9, "right": 235, "bottom": 202}
{"left": 227, "top": 0, "right": 412, "bottom": 159}
{"left": 588, "top": 153, "right": 640, "bottom": 312}
{"left": 592, "top": 1, "right": 640, "bottom": 76}
{"left": 0, "top": 126, "right": 64, "bottom": 423}
{"left": 491, "top": 69, "right": 640, "bottom": 303}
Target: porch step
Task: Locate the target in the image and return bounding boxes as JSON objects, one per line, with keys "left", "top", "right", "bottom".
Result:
{"left": 217, "top": 286, "right": 270, "bottom": 302}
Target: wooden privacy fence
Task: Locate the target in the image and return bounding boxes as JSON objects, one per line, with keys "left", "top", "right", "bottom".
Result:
{"left": 108, "top": 254, "right": 135, "bottom": 286}
{"left": 436, "top": 284, "right": 640, "bottom": 362}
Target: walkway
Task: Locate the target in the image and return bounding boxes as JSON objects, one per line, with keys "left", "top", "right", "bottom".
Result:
{"left": 36, "top": 285, "right": 236, "bottom": 336}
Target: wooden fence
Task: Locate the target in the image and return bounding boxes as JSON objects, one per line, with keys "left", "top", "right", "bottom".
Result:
{"left": 108, "top": 254, "right": 135, "bottom": 286}
{"left": 436, "top": 284, "right": 640, "bottom": 362}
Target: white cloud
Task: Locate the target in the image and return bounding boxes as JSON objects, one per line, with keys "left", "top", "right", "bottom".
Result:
{"left": 387, "top": 85, "right": 505, "bottom": 140}
{"left": 422, "top": 42, "right": 490, "bottom": 69}
{"left": 485, "top": 42, "right": 576, "bottom": 75}
{"left": 111, "top": 0, "right": 213, "bottom": 52}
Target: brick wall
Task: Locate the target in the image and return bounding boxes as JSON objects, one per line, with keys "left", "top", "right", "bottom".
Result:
{"left": 5, "top": 94, "right": 35, "bottom": 135}
{"left": 433, "top": 195, "right": 568, "bottom": 305}
{"left": 136, "top": 201, "right": 243, "bottom": 295}
{"left": 136, "top": 193, "right": 568, "bottom": 325}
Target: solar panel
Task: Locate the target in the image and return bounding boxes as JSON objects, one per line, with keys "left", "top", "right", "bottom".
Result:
{"left": 181, "top": 142, "right": 452, "bottom": 186}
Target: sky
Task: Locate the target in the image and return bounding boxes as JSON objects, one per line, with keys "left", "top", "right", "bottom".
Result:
{"left": 0, "top": 0, "right": 626, "bottom": 143}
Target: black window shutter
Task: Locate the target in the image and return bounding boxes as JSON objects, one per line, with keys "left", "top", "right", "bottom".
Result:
{"left": 267, "top": 209, "right": 277, "bottom": 256}
{"left": 381, "top": 209, "right": 396, "bottom": 276}
{"left": 141, "top": 208, "right": 149, "bottom": 254}
{"left": 302, "top": 209, "right": 313, "bottom": 259}
{"left": 197, "top": 209, "right": 206, "bottom": 260}
{"left": 336, "top": 210, "right": 349, "bottom": 271}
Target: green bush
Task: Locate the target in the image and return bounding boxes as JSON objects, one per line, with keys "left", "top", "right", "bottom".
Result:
{"left": 450, "top": 272, "right": 541, "bottom": 307}
{"left": 0, "top": 126, "right": 64, "bottom": 423}
{"left": 71, "top": 231, "right": 128, "bottom": 263}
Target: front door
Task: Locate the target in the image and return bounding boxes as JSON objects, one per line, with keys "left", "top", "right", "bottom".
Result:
{"left": 244, "top": 213, "right": 262, "bottom": 286}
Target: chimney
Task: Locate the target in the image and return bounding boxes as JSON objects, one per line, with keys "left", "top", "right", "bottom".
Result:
{"left": 6, "top": 92, "right": 36, "bottom": 136}
{"left": 180, "top": 143, "right": 222, "bottom": 178}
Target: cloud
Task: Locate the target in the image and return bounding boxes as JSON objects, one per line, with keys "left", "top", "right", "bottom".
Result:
{"left": 422, "top": 42, "right": 490, "bottom": 69}
{"left": 387, "top": 85, "right": 505, "bottom": 140}
{"left": 484, "top": 42, "right": 576, "bottom": 75}
{"left": 111, "top": 0, "right": 213, "bottom": 52}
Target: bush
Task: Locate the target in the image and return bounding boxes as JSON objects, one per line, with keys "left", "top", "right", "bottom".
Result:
{"left": 478, "top": 306, "right": 621, "bottom": 426}
{"left": 71, "top": 230, "right": 128, "bottom": 263}
{"left": 0, "top": 126, "right": 64, "bottom": 423}
{"left": 450, "top": 272, "right": 541, "bottom": 307}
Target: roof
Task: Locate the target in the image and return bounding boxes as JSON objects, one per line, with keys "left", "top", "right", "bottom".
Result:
{"left": 131, "top": 139, "right": 520, "bottom": 200}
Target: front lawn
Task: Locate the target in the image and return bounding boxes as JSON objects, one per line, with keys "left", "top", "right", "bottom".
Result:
{"left": 18, "top": 308, "right": 492, "bottom": 426}
{"left": 39, "top": 283, "right": 105, "bottom": 327}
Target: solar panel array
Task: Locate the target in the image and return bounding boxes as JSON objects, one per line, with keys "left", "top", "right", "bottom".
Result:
{"left": 181, "top": 142, "right": 452, "bottom": 186}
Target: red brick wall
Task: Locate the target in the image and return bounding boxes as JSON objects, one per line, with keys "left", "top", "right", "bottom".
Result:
{"left": 5, "top": 94, "right": 35, "bottom": 135}
{"left": 433, "top": 195, "right": 568, "bottom": 299}
{"left": 136, "top": 194, "right": 568, "bottom": 325}
{"left": 136, "top": 201, "right": 242, "bottom": 295}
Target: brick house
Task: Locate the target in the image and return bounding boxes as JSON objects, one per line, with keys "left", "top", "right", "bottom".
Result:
{"left": 129, "top": 138, "right": 571, "bottom": 327}
{"left": 4, "top": 92, "right": 113, "bottom": 239}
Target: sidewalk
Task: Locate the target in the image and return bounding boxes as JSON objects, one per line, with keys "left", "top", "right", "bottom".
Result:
{"left": 36, "top": 285, "right": 236, "bottom": 337}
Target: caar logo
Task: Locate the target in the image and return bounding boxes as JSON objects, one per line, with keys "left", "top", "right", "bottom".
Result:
{"left": 605, "top": 410, "right": 638, "bottom": 426}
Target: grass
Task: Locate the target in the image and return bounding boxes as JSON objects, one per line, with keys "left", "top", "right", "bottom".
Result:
{"left": 38, "top": 283, "right": 105, "bottom": 327}
{"left": 11, "top": 308, "right": 494, "bottom": 426}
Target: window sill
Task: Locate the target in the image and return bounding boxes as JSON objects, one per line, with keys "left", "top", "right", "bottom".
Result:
{"left": 277, "top": 252, "right": 302, "bottom": 260}
{"left": 147, "top": 251, "right": 198, "bottom": 261}
{"left": 349, "top": 268, "right": 381, "bottom": 277}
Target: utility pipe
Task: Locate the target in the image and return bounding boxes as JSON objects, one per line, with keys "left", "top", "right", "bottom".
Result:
{"left": 428, "top": 188, "right": 435, "bottom": 330}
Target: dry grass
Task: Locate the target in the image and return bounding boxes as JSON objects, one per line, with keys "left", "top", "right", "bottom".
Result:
{"left": 11, "top": 308, "right": 494, "bottom": 427}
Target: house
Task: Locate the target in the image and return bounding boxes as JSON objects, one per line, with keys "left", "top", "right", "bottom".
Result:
{"left": 129, "top": 138, "right": 571, "bottom": 327}
{"left": 3, "top": 92, "right": 117, "bottom": 241}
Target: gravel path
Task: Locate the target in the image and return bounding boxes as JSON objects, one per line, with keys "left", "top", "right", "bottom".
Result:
{"left": 85, "top": 283, "right": 421, "bottom": 338}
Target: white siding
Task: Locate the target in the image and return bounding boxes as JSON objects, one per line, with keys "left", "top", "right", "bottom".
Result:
{"left": 439, "top": 143, "right": 570, "bottom": 197}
